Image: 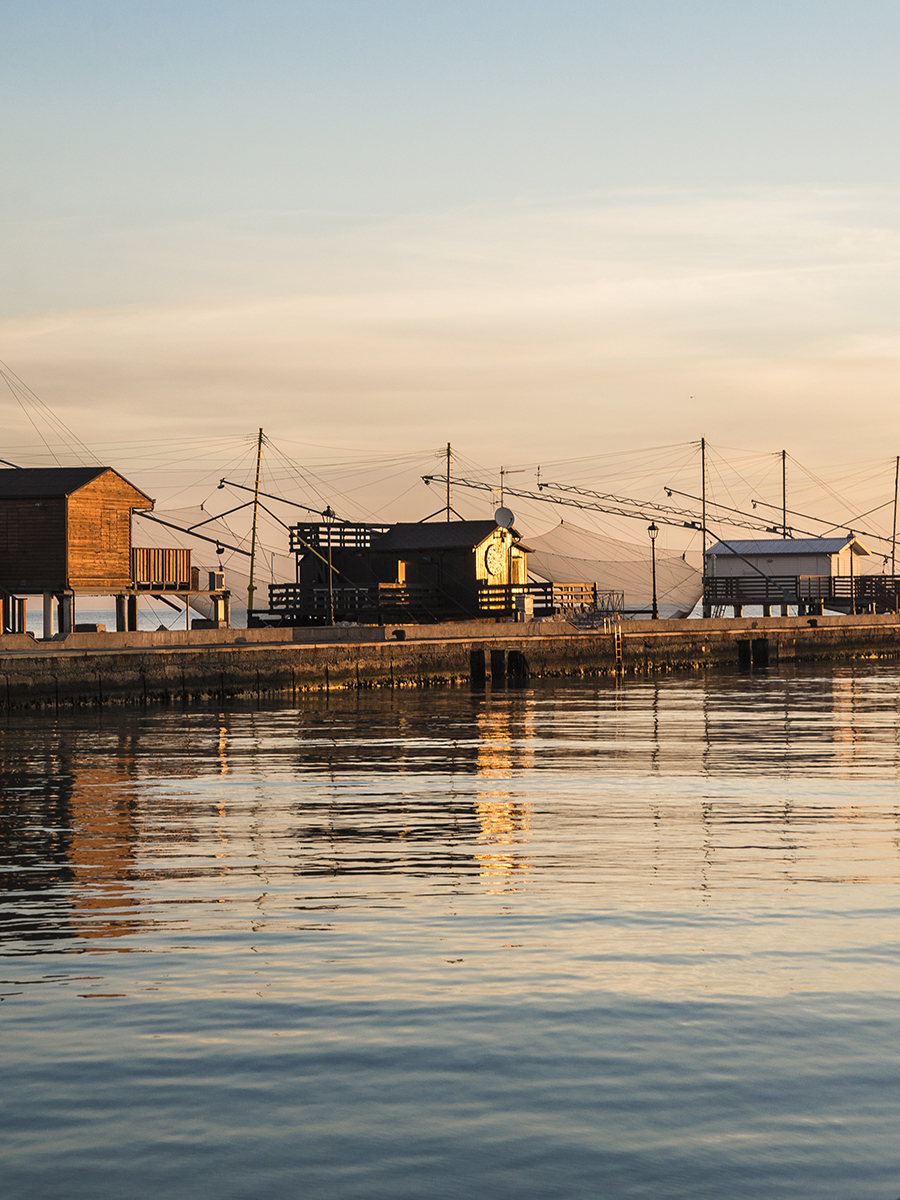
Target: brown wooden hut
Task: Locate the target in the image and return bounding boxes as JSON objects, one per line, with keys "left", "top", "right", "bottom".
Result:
{"left": 0, "top": 467, "right": 232, "bottom": 636}
{"left": 0, "top": 467, "right": 154, "bottom": 595}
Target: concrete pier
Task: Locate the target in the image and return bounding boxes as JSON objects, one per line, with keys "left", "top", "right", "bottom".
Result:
{"left": 1, "top": 612, "right": 899, "bottom": 711}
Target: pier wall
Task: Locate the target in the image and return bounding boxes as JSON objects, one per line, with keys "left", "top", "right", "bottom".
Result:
{"left": 1, "top": 612, "right": 899, "bottom": 710}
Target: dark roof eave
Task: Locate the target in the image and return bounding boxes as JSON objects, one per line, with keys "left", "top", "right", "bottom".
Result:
{"left": 0, "top": 466, "right": 154, "bottom": 507}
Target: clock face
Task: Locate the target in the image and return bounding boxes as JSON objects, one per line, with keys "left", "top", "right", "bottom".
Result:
{"left": 485, "top": 543, "right": 504, "bottom": 576}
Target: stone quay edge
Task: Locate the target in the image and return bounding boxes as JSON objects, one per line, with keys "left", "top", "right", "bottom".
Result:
{"left": 0, "top": 612, "right": 899, "bottom": 710}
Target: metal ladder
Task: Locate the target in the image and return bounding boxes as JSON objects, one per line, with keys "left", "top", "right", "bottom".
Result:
{"left": 613, "top": 621, "right": 623, "bottom": 675}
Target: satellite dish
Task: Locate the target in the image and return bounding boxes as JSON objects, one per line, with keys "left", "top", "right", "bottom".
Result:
{"left": 494, "top": 506, "right": 515, "bottom": 528}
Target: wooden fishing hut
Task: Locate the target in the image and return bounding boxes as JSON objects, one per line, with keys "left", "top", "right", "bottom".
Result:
{"left": 0, "top": 467, "right": 230, "bottom": 635}
{"left": 263, "top": 518, "right": 598, "bottom": 625}
{"left": 702, "top": 535, "right": 891, "bottom": 616}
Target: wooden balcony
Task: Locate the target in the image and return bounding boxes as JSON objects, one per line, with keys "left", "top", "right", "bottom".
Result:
{"left": 131, "top": 547, "right": 192, "bottom": 589}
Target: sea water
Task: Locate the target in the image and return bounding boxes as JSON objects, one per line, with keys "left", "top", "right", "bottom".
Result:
{"left": 2, "top": 666, "right": 900, "bottom": 1199}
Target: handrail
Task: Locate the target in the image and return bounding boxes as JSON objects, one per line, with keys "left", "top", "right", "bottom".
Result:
{"left": 265, "top": 579, "right": 611, "bottom": 623}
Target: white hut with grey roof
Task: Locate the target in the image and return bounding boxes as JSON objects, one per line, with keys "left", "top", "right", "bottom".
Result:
{"left": 704, "top": 535, "right": 873, "bottom": 616}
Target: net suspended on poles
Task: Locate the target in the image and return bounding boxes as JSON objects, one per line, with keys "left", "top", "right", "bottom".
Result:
{"left": 525, "top": 520, "right": 703, "bottom": 618}
{"left": 133, "top": 506, "right": 294, "bottom": 627}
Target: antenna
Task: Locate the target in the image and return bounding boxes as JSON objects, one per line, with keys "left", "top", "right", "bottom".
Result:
{"left": 500, "top": 465, "right": 525, "bottom": 505}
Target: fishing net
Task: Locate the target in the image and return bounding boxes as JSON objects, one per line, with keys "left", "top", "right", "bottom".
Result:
{"left": 133, "top": 507, "right": 294, "bottom": 626}
{"left": 526, "top": 520, "right": 702, "bottom": 618}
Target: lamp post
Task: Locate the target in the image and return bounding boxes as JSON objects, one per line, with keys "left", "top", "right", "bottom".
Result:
{"left": 648, "top": 522, "right": 659, "bottom": 620}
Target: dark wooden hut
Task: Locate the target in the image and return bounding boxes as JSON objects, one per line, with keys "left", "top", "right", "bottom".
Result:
{"left": 265, "top": 519, "right": 537, "bottom": 624}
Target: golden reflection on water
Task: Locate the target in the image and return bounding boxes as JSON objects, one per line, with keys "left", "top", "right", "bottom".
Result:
{"left": 67, "top": 765, "right": 140, "bottom": 940}
{"left": 215, "top": 714, "right": 230, "bottom": 859}
{"left": 4, "top": 670, "right": 900, "bottom": 995}
{"left": 217, "top": 717, "right": 229, "bottom": 777}
{"left": 473, "top": 702, "right": 533, "bottom": 890}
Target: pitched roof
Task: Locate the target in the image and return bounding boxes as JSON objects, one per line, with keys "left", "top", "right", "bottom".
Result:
{"left": 0, "top": 467, "right": 152, "bottom": 505}
{"left": 372, "top": 521, "right": 502, "bottom": 551}
{"left": 706, "top": 536, "right": 870, "bottom": 557}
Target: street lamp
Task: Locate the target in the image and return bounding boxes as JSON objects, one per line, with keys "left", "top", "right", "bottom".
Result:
{"left": 648, "top": 522, "right": 659, "bottom": 620}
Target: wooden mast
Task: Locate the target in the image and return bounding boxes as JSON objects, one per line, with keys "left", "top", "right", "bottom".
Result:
{"left": 247, "top": 428, "right": 263, "bottom": 620}
{"left": 701, "top": 437, "right": 706, "bottom": 550}
{"left": 701, "top": 436, "right": 708, "bottom": 616}
{"left": 892, "top": 455, "right": 899, "bottom": 577}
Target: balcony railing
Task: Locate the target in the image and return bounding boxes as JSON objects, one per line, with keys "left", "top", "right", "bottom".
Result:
{"left": 290, "top": 523, "right": 391, "bottom": 553}
{"left": 704, "top": 574, "right": 900, "bottom": 611}
{"left": 267, "top": 583, "right": 454, "bottom": 622}
{"left": 263, "top": 580, "right": 616, "bottom": 625}
{"left": 132, "top": 547, "right": 192, "bottom": 589}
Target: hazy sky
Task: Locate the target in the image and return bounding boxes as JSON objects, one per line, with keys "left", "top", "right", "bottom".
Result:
{"left": 2, "top": 0, "right": 900, "bottom": 491}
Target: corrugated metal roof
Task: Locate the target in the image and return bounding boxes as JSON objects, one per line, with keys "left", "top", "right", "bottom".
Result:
{"left": 0, "top": 466, "right": 151, "bottom": 501}
{"left": 706, "top": 536, "right": 869, "bottom": 557}
{"left": 372, "top": 521, "right": 501, "bottom": 551}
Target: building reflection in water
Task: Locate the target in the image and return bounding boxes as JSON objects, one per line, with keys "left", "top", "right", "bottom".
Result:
{"left": 5, "top": 668, "right": 900, "bottom": 957}
{"left": 66, "top": 761, "right": 141, "bottom": 940}
{"left": 473, "top": 698, "right": 534, "bottom": 891}
{"left": 0, "top": 722, "right": 148, "bottom": 947}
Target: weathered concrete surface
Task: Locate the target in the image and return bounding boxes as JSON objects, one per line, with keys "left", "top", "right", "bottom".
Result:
{"left": 23, "top": 616, "right": 579, "bottom": 653}
{"left": 0, "top": 612, "right": 898, "bottom": 710}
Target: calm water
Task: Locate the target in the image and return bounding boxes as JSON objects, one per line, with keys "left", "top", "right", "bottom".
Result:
{"left": 3, "top": 666, "right": 900, "bottom": 1199}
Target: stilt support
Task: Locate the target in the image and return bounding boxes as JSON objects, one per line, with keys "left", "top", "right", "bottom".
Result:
{"left": 43, "top": 592, "right": 54, "bottom": 639}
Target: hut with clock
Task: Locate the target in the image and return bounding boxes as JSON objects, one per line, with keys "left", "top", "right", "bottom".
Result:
{"left": 269, "top": 518, "right": 532, "bottom": 624}
{"left": 368, "top": 521, "right": 528, "bottom": 594}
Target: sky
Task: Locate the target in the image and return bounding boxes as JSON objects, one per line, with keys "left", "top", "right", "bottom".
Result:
{"left": 2, "top": 0, "right": 900, "bottom": 524}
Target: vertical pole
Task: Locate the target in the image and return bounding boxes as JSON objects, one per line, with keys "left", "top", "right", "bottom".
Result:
{"left": 782, "top": 449, "right": 787, "bottom": 537}
{"left": 324, "top": 506, "right": 335, "bottom": 627}
{"left": 892, "top": 455, "right": 898, "bottom": 577}
{"left": 701, "top": 438, "right": 706, "bottom": 552}
{"left": 446, "top": 442, "right": 451, "bottom": 521}
{"left": 651, "top": 539, "right": 658, "bottom": 620}
{"left": 328, "top": 538, "right": 334, "bottom": 626}
{"left": 247, "top": 427, "right": 263, "bottom": 623}
{"left": 850, "top": 534, "right": 856, "bottom": 616}
{"left": 701, "top": 437, "right": 709, "bottom": 618}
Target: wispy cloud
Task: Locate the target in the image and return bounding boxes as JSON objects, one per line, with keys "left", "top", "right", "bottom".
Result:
{"left": 3, "top": 187, "right": 900, "bottom": 465}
